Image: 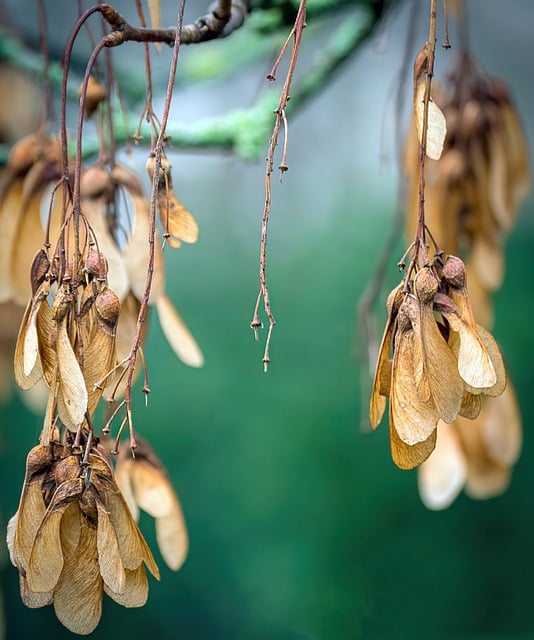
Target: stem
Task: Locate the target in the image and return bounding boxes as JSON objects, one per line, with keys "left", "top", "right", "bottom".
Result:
{"left": 251, "top": 0, "right": 306, "bottom": 371}
{"left": 123, "top": 0, "right": 186, "bottom": 433}
{"left": 414, "top": 0, "right": 438, "bottom": 267}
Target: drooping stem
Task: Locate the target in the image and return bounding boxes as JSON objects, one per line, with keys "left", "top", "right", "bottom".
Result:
{"left": 123, "top": 0, "right": 187, "bottom": 446}
{"left": 251, "top": 0, "right": 306, "bottom": 371}
{"left": 413, "top": 0, "right": 438, "bottom": 268}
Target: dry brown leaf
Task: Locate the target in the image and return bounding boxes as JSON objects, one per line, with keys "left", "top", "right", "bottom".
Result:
{"left": 27, "top": 496, "right": 73, "bottom": 593}
{"left": 9, "top": 188, "right": 45, "bottom": 305}
{"left": 480, "top": 382, "right": 521, "bottom": 467}
{"left": 19, "top": 575, "right": 54, "bottom": 609}
{"left": 114, "top": 457, "right": 140, "bottom": 521}
{"left": 115, "top": 438, "right": 189, "bottom": 571}
{"left": 487, "top": 129, "right": 514, "bottom": 231}
{"left": 464, "top": 263, "right": 493, "bottom": 330}
{"left": 417, "top": 420, "right": 467, "bottom": 510}
{"left": 10, "top": 445, "right": 53, "bottom": 571}
{"left": 96, "top": 498, "right": 126, "bottom": 595}
{"left": 465, "top": 325, "right": 506, "bottom": 398}
{"left": 159, "top": 190, "right": 199, "bottom": 245}
{"left": 130, "top": 459, "right": 175, "bottom": 518}
{"left": 455, "top": 414, "right": 511, "bottom": 500}
{"left": 104, "top": 565, "right": 149, "bottom": 608}
{"left": 147, "top": 154, "right": 199, "bottom": 245}
{"left": 468, "top": 235, "right": 504, "bottom": 293}
{"left": 369, "top": 284, "right": 403, "bottom": 429}
{"left": 413, "top": 45, "right": 447, "bottom": 161}
{"left": 155, "top": 502, "right": 189, "bottom": 571}
{"left": 106, "top": 491, "right": 160, "bottom": 579}
{"left": 56, "top": 319, "right": 88, "bottom": 430}
{"left": 53, "top": 522, "right": 103, "bottom": 635}
{"left": 122, "top": 193, "right": 165, "bottom": 303}
{"left": 83, "top": 75, "right": 107, "bottom": 119}
{"left": 59, "top": 500, "right": 82, "bottom": 557}
{"left": 437, "top": 298, "right": 497, "bottom": 390}
{"left": 389, "top": 411, "right": 437, "bottom": 471}
{"left": 413, "top": 271, "right": 464, "bottom": 423}
{"left": 0, "top": 179, "right": 24, "bottom": 301}
{"left": 458, "top": 390, "right": 481, "bottom": 420}
{"left": 102, "top": 293, "right": 143, "bottom": 402}
{"left": 501, "top": 104, "right": 531, "bottom": 206}
{"left": 14, "top": 285, "right": 45, "bottom": 390}
{"left": 36, "top": 293, "right": 56, "bottom": 386}
{"left": 156, "top": 294, "right": 204, "bottom": 368}
{"left": 389, "top": 308, "right": 439, "bottom": 469}
{"left": 82, "top": 287, "right": 120, "bottom": 416}
{"left": 81, "top": 194, "right": 130, "bottom": 301}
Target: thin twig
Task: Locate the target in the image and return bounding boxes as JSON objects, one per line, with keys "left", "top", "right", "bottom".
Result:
{"left": 414, "top": 0, "right": 438, "bottom": 266}
{"left": 123, "top": 0, "right": 187, "bottom": 441}
{"left": 250, "top": 0, "right": 306, "bottom": 371}
{"left": 99, "top": 0, "right": 247, "bottom": 47}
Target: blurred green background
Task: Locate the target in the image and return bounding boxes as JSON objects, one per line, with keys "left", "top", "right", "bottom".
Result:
{"left": 1, "top": 1, "right": 534, "bottom": 638}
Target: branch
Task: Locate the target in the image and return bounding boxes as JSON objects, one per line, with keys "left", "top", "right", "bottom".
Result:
{"left": 100, "top": 0, "right": 248, "bottom": 47}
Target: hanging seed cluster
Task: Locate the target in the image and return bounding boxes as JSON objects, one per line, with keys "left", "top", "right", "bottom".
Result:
{"left": 370, "top": 255, "right": 506, "bottom": 471}
{"left": 405, "top": 53, "right": 530, "bottom": 328}
{"left": 401, "top": 53, "right": 529, "bottom": 509}
{"left": 0, "top": 134, "right": 200, "bottom": 633}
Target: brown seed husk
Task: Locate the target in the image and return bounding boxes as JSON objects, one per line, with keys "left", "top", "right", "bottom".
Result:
{"left": 155, "top": 503, "right": 189, "bottom": 572}
{"left": 53, "top": 522, "right": 103, "bottom": 635}
{"left": 56, "top": 319, "right": 88, "bottom": 430}
{"left": 101, "top": 293, "right": 144, "bottom": 402}
{"left": 411, "top": 277, "right": 464, "bottom": 423}
{"left": 104, "top": 565, "right": 149, "bottom": 608}
{"left": 26, "top": 477, "right": 83, "bottom": 593}
{"left": 19, "top": 575, "right": 54, "bottom": 609}
{"left": 121, "top": 192, "right": 165, "bottom": 303}
{"left": 369, "top": 283, "right": 403, "bottom": 429}
{"left": 96, "top": 498, "right": 126, "bottom": 595}
{"left": 413, "top": 45, "right": 446, "bottom": 161}
{"left": 9, "top": 187, "right": 45, "bottom": 305}
{"left": 82, "top": 288, "right": 120, "bottom": 416}
{"left": 0, "top": 179, "right": 24, "bottom": 301}
{"left": 438, "top": 299, "right": 497, "bottom": 389}
{"left": 389, "top": 308, "right": 439, "bottom": 469}
{"left": 103, "top": 488, "right": 160, "bottom": 579}
{"left": 9, "top": 445, "right": 53, "bottom": 571}
{"left": 81, "top": 193, "right": 130, "bottom": 301}
{"left": 480, "top": 382, "right": 521, "bottom": 468}
{"left": 158, "top": 189, "right": 199, "bottom": 245}
{"left": 13, "top": 280, "right": 49, "bottom": 390}
{"left": 454, "top": 413, "right": 511, "bottom": 500}
{"left": 156, "top": 294, "right": 204, "bottom": 368}
{"left": 458, "top": 390, "right": 482, "bottom": 420}
{"left": 417, "top": 420, "right": 467, "bottom": 510}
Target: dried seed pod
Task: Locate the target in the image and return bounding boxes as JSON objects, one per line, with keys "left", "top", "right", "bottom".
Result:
{"left": 413, "top": 44, "right": 447, "bottom": 160}
{"left": 412, "top": 272, "right": 464, "bottom": 423}
{"left": 146, "top": 154, "right": 199, "bottom": 246}
{"left": 83, "top": 287, "right": 120, "bottom": 416}
{"left": 369, "top": 283, "right": 403, "bottom": 429}
{"left": 417, "top": 420, "right": 467, "bottom": 510}
{"left": 155, "top": 294, "right": 204, "bottom": 368}
{"left": 389, "top": 303, "right": 439, "bottom": 469}
{"left": 115, "top": 437, "right": 188, "bottom": 571}
{"left": 82, "top": 75, "right": 107, "bottom": 119}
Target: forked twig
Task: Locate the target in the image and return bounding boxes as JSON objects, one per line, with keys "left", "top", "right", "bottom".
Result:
{"left": 250, "top": 0, "right": 306, "bottom": 371}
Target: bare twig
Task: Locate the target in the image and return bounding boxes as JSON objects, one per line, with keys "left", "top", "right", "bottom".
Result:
{"left": 100, "top": 0, "right": 247, "bottom": 48}
{"left": 122, "top": 0, "right": 186, "bottom": 443}
{"left": 250, "top": 0, "right": 306, "bottom": 371}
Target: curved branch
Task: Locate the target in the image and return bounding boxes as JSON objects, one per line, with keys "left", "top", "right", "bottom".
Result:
{"left": 100, "top": 0, "right": 249, "bottom": 47}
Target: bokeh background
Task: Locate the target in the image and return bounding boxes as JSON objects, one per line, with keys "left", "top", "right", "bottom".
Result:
{"left": 0, "top": 1, "right": 533, "bottom": 638}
